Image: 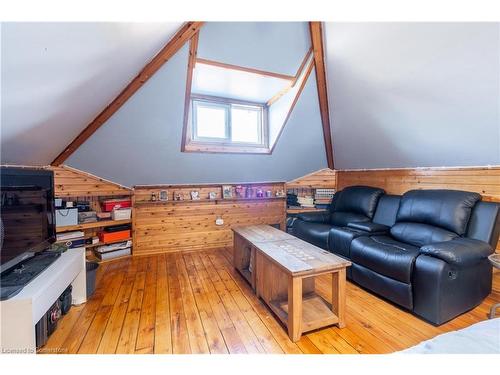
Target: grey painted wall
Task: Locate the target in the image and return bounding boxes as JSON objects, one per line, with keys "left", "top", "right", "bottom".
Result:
{"left": 325, "top": 22, "right": 500, "bottom": 169}
{"left": 66, "top": 23, "right": 327, "bottom": 186}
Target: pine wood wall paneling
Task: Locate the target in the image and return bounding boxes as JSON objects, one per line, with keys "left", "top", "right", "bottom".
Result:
{"left": 50, "top": 165, "right": 132, "bottom": 197}
{"left": 286, "top": 168, "right": 337, "bottom": 189}
{"left": 336, "top": 166, "right": 500, "bottom": 251}
{"left": 336, "top": 167, "right": 500, "bottom": 202}
{"left": 133, "top": 183, "right": 287, "bottom": 256}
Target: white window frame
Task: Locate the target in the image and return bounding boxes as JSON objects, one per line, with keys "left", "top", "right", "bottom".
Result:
{"left": 190, "top": 95, "right": 268, "bottom": 149}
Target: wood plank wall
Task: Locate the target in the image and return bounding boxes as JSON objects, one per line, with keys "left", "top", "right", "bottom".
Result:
{"left": 50, "top": 165, "right": 132, "bottom": 197}
{"left": 286, "top": 168, "right": 337, "bottom": 189}
{"left": 336, "top": 167, "right": 500, "bottom": 201}
{"left": 133, "top": 183, "right": 287, "bottom": 256}
{"left": 336, "top": 166, "right": 500, "bottom": 251}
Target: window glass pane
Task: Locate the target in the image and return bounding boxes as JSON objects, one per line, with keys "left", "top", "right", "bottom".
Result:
{"left": 231, "top": 106, "right": 261, "bottom": 143}
{"left": 195, "top": 103, "right": 227, "bottom": 139}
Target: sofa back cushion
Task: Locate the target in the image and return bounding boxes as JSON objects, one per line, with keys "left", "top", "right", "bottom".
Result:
{"left": 390, "top": 222, "right": 458, "bottom": 247}
{"left": 395, "top": 189, "right": 481, "bottom": 235}
{"left": 333, "top": 186, "right": 385, "bottom": 219}
{"left": 466, "top": 201, "right": 500, "bottom": 248}
{"left": 373, "top": 195, "right": 401, "bottom": 226}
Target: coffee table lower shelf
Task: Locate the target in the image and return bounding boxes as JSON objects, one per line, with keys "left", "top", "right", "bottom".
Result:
{"left": 269, "top": 293, "right": 339, "bottom": 333}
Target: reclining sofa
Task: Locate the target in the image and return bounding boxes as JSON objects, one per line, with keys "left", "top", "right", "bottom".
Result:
{"left": 292, "top": 186, "right": 500, "bottom": 325}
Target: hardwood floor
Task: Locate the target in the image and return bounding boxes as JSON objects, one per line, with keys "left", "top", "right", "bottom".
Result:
{"left": 41, "top": 248, "right": 500, "bottom": 354}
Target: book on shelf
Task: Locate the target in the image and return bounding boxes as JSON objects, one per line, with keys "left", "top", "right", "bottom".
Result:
{"left": 94, "top": 247, "right": 131, "bottom": 261}
{"left": 56, "top": 231, "right": 84, "bottom": 241}
{"left": 95, "top": 240, "right": 132, "bottom": 254}
{"left": 297, "top": 196, "right": 315, "bottom": 207}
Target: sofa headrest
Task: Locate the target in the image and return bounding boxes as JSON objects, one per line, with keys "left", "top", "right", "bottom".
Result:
{"left": 396, "top": 189, "right": 481, "bottom": 235}
{"left": 334, "top": 186, "right": 385, "bottom": 219}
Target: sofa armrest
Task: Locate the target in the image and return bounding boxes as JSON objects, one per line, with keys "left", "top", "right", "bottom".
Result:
{"left": 347, "top": 222, "right": 390, "bottom": 233}
{"left": 420, "top": 238, "right": 493, "bottom": 267}
{"left": 296, "top": 211, "right": 330, "bottom": 224}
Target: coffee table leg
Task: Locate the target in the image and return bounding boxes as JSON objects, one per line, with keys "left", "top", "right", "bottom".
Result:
{"left": 288, "top": 276, "right": 302, "bottom": 342}
{"left": 331, "top": 268, "right": 346, "bottom": 328}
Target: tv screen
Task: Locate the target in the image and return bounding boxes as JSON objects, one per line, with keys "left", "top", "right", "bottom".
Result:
{"left": 0, "top": 167, "right": 56, "bottom": 269}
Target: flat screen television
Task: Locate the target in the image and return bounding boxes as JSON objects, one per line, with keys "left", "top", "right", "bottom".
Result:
{"left": 0, "top": 167, "right": 56, "bottom": 271}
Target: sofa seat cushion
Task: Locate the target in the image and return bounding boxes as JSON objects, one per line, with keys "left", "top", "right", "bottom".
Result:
{"left": 330, "top": 211, "right": 369, "bottom": 227}
{"left": 351, "top": 263, "right": 413, "bottom": 310}
{"left": 390, "top": 222, "right": 458, "bottom": 247}
{"left": 351, "top": 235, "right": 420, "bottom": 283}
{"left": 328, "top": 226, "right": 368, "bottom": 258}
{"left": 292, "top": 221, "right": 331, "bottom": 250}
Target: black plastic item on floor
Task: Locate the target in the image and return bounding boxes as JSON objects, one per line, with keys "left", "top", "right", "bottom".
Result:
{"left": 86, "top": 261, "right": 99, "bottom": 298}
{"left": 59, "top": 285, "right": 72, "bottom": 315}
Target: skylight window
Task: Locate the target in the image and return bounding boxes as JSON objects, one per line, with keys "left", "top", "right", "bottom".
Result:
{"left": 190, "top": 95, "right": 267, "bottom": 149}
{"left": 182, "top": 47, "right": 313, "bottom": 154}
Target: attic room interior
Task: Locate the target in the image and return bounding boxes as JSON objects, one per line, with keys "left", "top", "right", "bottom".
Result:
{"left": 1, "top": 1, "right": 500, "bottom": 370}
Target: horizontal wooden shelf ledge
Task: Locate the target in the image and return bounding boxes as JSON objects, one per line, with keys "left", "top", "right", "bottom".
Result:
{"left": 134, "top": 181, "right": 286, "bottom": 189}
{"left": 56, "top": 219, "right": 132, "bottom": 233}
{"left": 134, "top": 197, "right": 286, "bottom": 205}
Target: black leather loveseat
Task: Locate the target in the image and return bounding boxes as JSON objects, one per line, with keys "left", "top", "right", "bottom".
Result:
{"left": 292, "top": 186, "right": 500, "bottom": 325}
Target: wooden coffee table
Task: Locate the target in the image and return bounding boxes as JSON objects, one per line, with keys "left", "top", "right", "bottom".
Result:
{"left": 232, "top": 225, "right": 351, "bottom": 342}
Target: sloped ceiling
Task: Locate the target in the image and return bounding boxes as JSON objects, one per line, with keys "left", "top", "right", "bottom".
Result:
{"left": 324, "top": 22, "right": 500, "bottom": 169}
{"left": 65, "top": 22, "right": 327, "bottom": 186}
{"left": 1, "top": 22, "right": 183, "bottom": 165}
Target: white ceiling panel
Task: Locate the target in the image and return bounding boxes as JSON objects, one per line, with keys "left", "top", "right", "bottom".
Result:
{"left": 192, "top": 61, "right": 291, "bottom": 103}
{"left": 1, "top": 22, "right": 183, "bottom": 165}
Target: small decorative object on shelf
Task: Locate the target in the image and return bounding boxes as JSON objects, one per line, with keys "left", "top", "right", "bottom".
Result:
{"left": 275, "top": 189, "right": 286, "bottom": 198}
{"left": 222, "top": 185, "right": 233, "bottom": 199}
{"left": 208, "top": 191, "right": 217, "bottom": 200}
{"left": 235, "top": 185, "right": 246, "bottom": 198}
{"left": 265, "top": 190, "right": 272, "bottom": 198}
{"left": 191, "top": 191, "right": 200, "bottom": 200}
{"left": 256, "top": 188, "right": 264, "bottom": 198}
{"left": 151, "top": 192, "right": 157, "bottom": 202}
{"left": 174, "top": 191, "right": 184, "bottom": 201}
{"left": 159, "top": 190, "right": 168, "bottom": 201}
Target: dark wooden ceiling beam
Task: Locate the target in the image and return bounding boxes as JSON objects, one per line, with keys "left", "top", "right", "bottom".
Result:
{"left": 180, "top": 31, "right": 200, "bottom": 152}
{"left": 309, "top": 21, "right": 335, "bottom": 169}
{"left": 51, "top": 21, "right": 204, "bottom": 166}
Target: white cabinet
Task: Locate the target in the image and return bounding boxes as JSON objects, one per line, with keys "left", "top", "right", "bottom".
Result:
{"left": 0, "top": 247, "right": 86, "bottom": 353}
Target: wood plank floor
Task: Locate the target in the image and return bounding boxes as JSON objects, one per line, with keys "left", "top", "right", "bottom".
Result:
{"left": 41, "top": 248, "right": 500, "bottom": 354}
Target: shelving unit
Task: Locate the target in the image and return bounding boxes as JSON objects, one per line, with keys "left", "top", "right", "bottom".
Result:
{"left": 55, "top": 219, "right": 132, "bottom": 233}
{"left": 285, "top": 169, "right": 337, "bottom": 214}
{"left": 51, "top": 165, "right": 134, "bottom": 263}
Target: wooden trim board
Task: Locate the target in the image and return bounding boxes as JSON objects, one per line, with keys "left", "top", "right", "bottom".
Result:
{"left": 309, "top": 22, "right": 334, "bottom": 170}
{"left": 195, "top": 58, "right": 295, "bottom": 81}
{"left": 180, "top": 31, "right": 200, "bottom": 152}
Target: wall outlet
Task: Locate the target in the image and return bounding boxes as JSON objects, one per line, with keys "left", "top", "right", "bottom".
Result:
{"left": 215, "top": 217, "right": 224, "bottom": 226}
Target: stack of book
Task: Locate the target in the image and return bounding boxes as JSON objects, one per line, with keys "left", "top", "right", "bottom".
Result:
{"left": 297, "top": 195, "right": 315, "bottom": 208}
{"left": 314, "top": 188, "right": 336, "bottom": 209}
{"left": 56, "top": 231, "right": 85, "bottom": 249}
{"left": 94, "top": 240, "right": 132, "bottom": 261}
